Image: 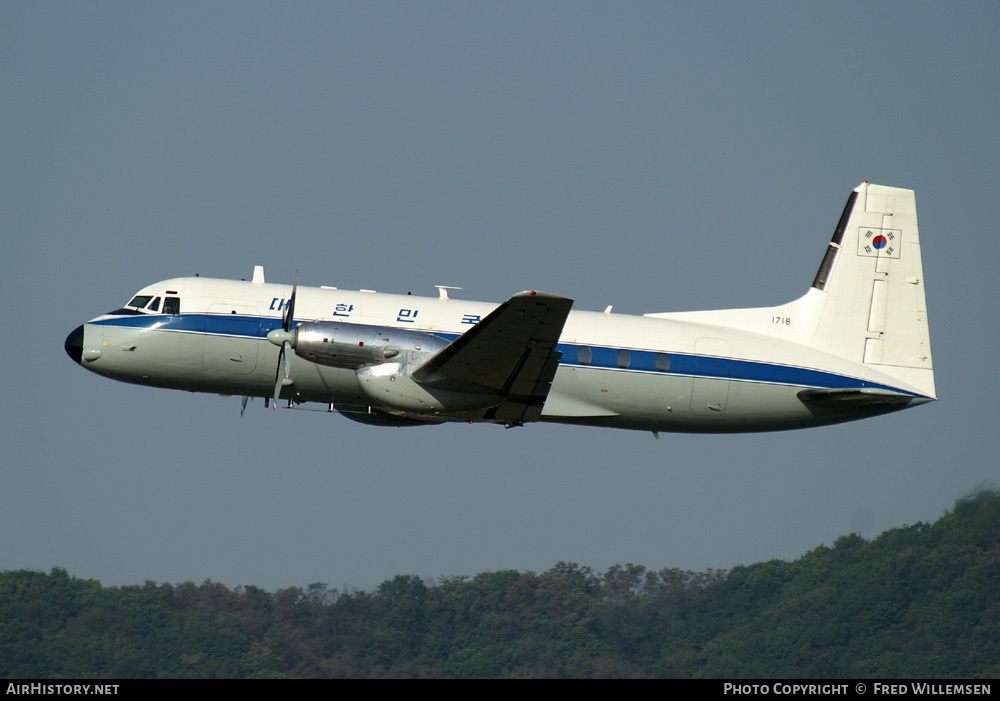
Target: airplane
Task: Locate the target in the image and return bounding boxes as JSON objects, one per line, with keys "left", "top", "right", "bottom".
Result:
{"left": 65, "top": 181, "right": 935, "bottom": 435}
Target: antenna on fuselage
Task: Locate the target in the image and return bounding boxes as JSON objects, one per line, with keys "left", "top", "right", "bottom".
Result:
{"left": 435, "top": 285, "right": 462, "bottom": 300}
{"left": 252, "top": 265, "right": 266, "bottom": 284}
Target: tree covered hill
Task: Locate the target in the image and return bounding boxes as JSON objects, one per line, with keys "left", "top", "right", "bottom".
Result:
{"left": 2, "top": 490, "right": 998, "bottom": 678}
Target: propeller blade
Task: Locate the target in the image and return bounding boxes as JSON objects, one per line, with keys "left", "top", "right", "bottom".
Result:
{"left": 271, "top": 272, "right": 300, "bottom": 407}
{"left": 273, "top": 345, "right": 286, "bottom": 404}
{"left": 273, "top": 340, "right": 294, "bottom": 405}
{"left": 282, "top": 340, "right": 293, "bottom": 381}
{"left": 240, "top": 395, "right": 249, "bottom": 417}
{"left": 283, "top": 272, "right": 298, "bottom": 332}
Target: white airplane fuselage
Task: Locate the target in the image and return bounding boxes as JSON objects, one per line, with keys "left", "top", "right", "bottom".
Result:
{"left": 65, "top": 182, "right": 936, "bottom": 433}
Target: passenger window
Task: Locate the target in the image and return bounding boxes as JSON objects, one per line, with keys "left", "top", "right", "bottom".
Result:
{"left": 148, "top": 297, "right": 161, "bottom": 312}
{"left": 163, "top": 297, "right": 180, "bottom": 314}
{"left": 578, "top": 346, "right": 593, "bottom": 366}
{"left": 656, "top": 353, "right": 670, "bottom": 372}
{"left": 617, "top": 349, "right": 631, "bottom": 369}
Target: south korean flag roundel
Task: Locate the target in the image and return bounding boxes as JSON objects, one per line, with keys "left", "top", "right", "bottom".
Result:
{"left": 858, "top": 228, "right": 902, "bottom": 259}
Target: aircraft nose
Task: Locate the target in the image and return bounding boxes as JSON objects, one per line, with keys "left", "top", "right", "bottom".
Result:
{"left": 65, "top": 325, "right": 84, "bottom": 364}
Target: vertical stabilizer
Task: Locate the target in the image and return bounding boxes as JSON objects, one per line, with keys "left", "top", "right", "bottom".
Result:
{"left": 806, "top": 182, "right": 934, "bottom": 397}
{"left": 644, "top": 182, "right": 935, "bottom": 399}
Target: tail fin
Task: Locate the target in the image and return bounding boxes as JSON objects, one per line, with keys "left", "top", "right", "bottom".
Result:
{"left": 645, "top": 182, "right": 935, "bottom": 398}
{"left": 805, "top": 182, "right": 934, "bottom": 397}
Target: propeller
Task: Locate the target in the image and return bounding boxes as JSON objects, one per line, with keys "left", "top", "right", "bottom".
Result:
{"left": 266, "top": 272, "right": 298, "bottom": 405}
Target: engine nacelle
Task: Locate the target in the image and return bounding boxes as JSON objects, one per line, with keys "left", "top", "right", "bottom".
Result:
{"left": 291, "top": 322, "right": 448, "bottom": 370}
{"left": 291, "top": 321, "right": 500, "bottom": 415}
{"left": 356, "top": 362, "right": 501, "bottom": 415}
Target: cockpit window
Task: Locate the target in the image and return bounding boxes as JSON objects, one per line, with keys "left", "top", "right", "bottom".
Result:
{"left": 163, "top": 297, "right": 180, "bottom": 314}
{"left": 148, "top": 297, "right": 161, "bottom": 312}
{"left": 127, "top": 295, "right": 154, "bottom": 309}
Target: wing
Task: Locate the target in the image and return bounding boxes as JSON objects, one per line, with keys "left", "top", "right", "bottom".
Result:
{"left": 412, "top": 290, "right": 574, "bottom": 423}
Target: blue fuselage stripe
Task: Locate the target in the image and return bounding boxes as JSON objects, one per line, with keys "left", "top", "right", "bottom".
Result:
{"left": 91, "top": 313, "right": 918, "bottom": 396}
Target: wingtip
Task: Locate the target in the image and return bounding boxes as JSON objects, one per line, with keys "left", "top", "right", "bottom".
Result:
{"left": 514, "top": 289, "right": 573, "bottom": 303}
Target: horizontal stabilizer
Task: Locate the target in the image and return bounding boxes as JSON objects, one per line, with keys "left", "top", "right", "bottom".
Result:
{"left": 797, "top": 387, "right": 916, "bottom": 408}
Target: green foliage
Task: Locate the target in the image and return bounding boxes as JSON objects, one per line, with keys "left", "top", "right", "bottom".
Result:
{"left": 2, "top": 490, "right": 998, "bottom": 678}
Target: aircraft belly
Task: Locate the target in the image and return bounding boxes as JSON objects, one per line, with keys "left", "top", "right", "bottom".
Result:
{"left": 544, "top": 366, "right": 696, "bottom": 428}
{"left": 83, "top": 325, "right": 365, "bottom": 402}
{"left": 720, "top": 381, "right": 819, "bottom": 430}
{"left": 542, "top": 364, "right": 828, "bottom": 433}
{"left": 541, "top": 391, "right": 618, "bottom": 418}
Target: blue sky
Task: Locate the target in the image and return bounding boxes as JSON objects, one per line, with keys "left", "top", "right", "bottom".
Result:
{"left": 2, "top": 1, "right": 997, "bottom": 592}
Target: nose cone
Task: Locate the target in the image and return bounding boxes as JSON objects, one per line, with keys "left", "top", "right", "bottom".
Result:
{"left": 65, "top": 325, "right": 84, "bottom": 364}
